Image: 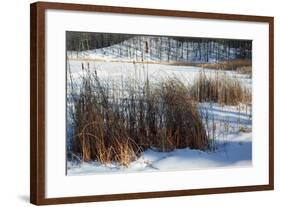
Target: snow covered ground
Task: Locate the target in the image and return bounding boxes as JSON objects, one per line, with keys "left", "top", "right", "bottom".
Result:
{"left": 66, "top": 55, "right": 252, "bottom": 175}
{"left": 68, "top": 136, "right": 251, "bottom": 175}
{"left": 67, "top": 60, "right": 252, "bottom": 89}
{"left": 67, "top": 102, "right": 252, "bottom": 175}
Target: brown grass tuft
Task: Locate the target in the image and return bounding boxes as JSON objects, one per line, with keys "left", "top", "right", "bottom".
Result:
{"left": 148, "top": 79, "right": 208, "bottom": 151}
{"left": 198, "top": 59, "right": 251, "bottom": 71}
{"left": 190, "top": 71, "right": 251, "bottom": 105}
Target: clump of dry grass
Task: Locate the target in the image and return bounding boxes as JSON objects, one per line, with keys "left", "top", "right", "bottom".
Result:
{"left": 198, "top": 59, "right": 251, "bottom": 71}
{"left": 190, "top": 71, "right": 251, "bottom": 105}
{"left": 69, "top": 64, "right": 209, "bottom": 166}
{"left": 69, "top": 65, "right": 141, "bottom": 166}
{"left": 237, "top": 66, "right": 252, "bottom": 76}
{"left": 148, "top": 79, "right": 208, "bottom": 151}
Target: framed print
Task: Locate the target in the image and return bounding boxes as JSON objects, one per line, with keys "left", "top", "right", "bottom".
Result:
{"left": 30, "top": 1, "right": 274, "bottom": 205}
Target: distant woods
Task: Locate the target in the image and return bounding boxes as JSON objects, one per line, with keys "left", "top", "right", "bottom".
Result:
{"left": 66, "top": 32, "right": 133, "bottom": 50}
{"left": 66, "top": 32, "right": 252, "bottom": 63}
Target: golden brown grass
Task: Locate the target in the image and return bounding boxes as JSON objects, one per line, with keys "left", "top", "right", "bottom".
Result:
{"left": 69, "top": 67, "right": 209, "bottom": 165}
{"left": 237, "top": 66, "right": 252, "bottom": 76}
{"left": 190, "top": 71, "right": 251, "bottom": 105}
{"left": 198, "top": 59, "right": 251, "bottom": 71}
{"left": 146, "top": 79, "right": 208, "bottom": 151}
{"left": 68, "top": 62, "right": 251, "bottom": 166}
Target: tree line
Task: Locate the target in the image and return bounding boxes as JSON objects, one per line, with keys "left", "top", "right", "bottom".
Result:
{"left": 66, "top": 32, "right": 252, "bottom": 62}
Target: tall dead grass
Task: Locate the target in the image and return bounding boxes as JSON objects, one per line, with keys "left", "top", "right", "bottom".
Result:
{"left": 68, "top": 64, "right": 209, "bottom": 166}
{"left": 237, "top": 66, "right": 252, "bottom": 77}
{"left": 148, "top": 79, "right": 208, "bottom": 151}
{"left": 198, "top": 59, "right": 251, "bottom": 71}
{"left": 71, "top": 72, "right": 141, "bottom": 166}
{"left": 68, "top": 62, "right": 251, "bottom": 166}
{"left": 190, "top": 71, "right": 251, "bottom": 105}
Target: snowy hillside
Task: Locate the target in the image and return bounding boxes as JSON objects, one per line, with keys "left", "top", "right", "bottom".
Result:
{"left": 67, "top": 35, "right": 250, "bottom": 64}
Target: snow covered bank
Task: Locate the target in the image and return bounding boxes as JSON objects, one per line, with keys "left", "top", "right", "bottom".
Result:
{"left": 67, "top": 102, "right": 252, "bottom": 175}
{"left": 68, "top": 133, "right": 251, "bottom": 175}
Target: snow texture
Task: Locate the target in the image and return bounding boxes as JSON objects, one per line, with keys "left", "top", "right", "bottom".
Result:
{"left": 66, "top": 40, "right": 252, "bottom": 175}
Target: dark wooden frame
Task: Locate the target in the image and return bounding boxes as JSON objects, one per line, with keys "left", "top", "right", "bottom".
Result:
{"left": 30, "top": 1, "right": 274, "bottom": 205}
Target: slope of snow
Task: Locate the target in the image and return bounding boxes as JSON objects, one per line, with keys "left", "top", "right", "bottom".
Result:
{"left": 67, "top": 35, "right": 242, "bottom": 63}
